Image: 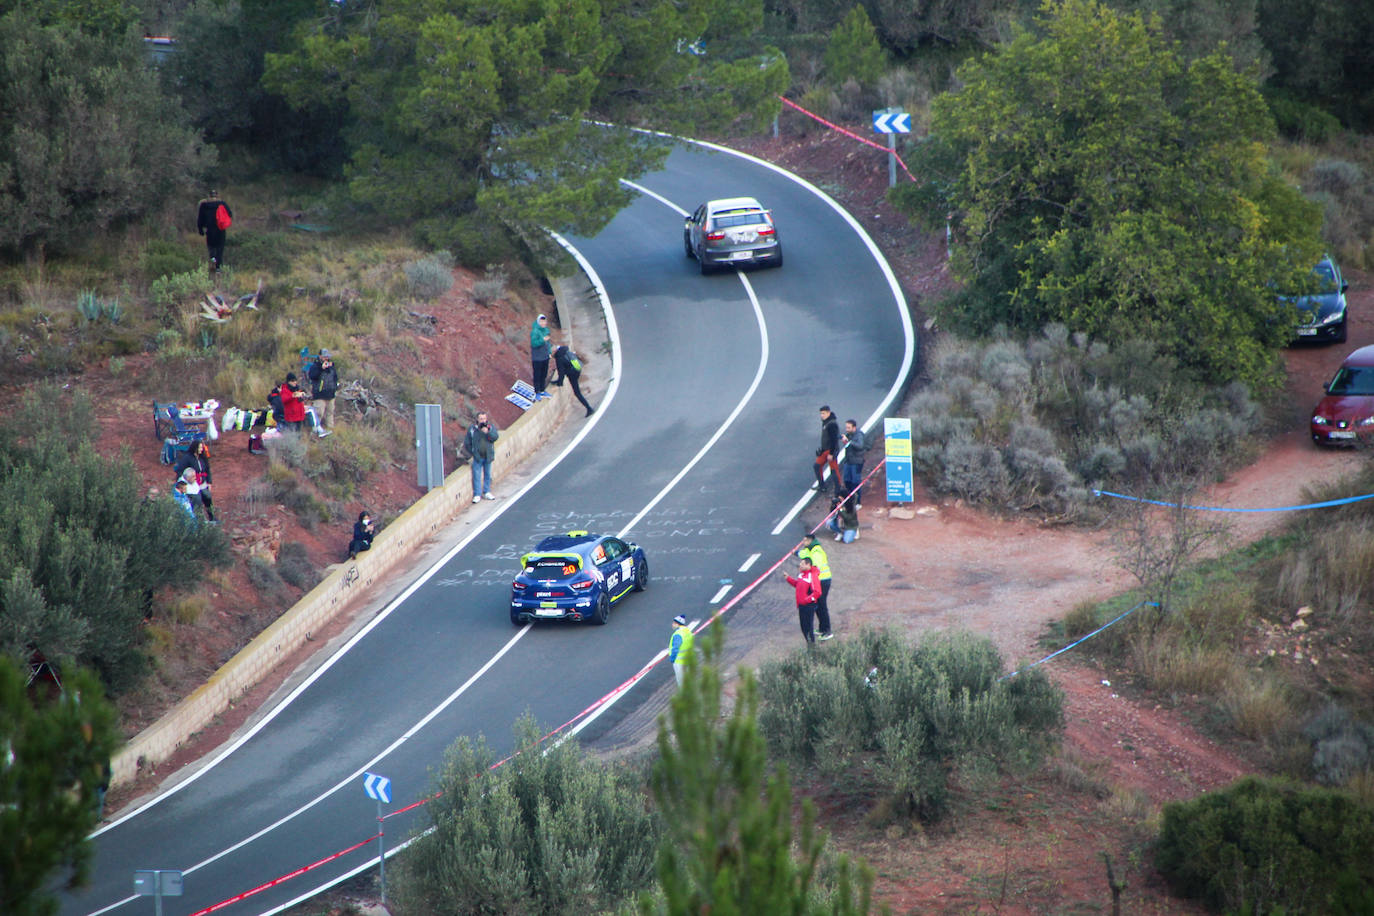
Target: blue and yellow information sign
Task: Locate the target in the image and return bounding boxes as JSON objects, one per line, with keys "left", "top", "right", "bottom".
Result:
{"left": 884, "top": 417, "right": 913, "bottom": 503}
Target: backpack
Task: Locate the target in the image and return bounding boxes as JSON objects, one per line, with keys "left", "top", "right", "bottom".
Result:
{"left": 215, "top": 203, "right": 232, "bottom": 231}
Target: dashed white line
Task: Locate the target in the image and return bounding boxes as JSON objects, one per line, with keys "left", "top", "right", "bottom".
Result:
{"left": 710, "top": 584, "right": 732, "bottom": 604}
{"left": 739, "top": 553, "right": 760, "bottom": 572}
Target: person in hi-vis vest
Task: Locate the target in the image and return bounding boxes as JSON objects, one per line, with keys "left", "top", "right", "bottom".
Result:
{"left": 668, "top": 615, "right": 694, "bottom": 688}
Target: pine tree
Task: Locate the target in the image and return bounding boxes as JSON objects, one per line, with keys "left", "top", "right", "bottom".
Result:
{"left": 640, "top": 625, "right": 879, "bottom": 916}
{"left": 0, "top": 658, "right": 119, "bottom": 916}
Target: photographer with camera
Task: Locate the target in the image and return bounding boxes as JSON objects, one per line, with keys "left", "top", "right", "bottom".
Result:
{"left": 347, "top": 511, "right": 376, "bottom": 561}
{"left": 463, "top": 410, "right": 500, "bottom": 503}
{"left": 308, "top": 348, "right": 340, "bottom": 435}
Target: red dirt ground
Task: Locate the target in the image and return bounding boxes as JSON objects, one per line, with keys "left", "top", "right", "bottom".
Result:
{"left": 65, "top": 129, "right": 1374, "bottom": 913}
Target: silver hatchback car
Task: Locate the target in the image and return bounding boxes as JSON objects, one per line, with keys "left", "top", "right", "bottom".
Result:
{"left": 683, "top": 197, "right": 783, "bottom": 274}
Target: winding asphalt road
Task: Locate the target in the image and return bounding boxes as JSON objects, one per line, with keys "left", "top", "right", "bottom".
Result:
{"left": 60, "top": 139, "right": 913, "bottom": 916}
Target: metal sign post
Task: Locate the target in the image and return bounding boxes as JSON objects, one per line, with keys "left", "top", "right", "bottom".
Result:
{"left": 872, "top": 108, "right": 912, "bottom": 188}
{"left": 133, "top": 869, "right": 183, "bottom": 916}
{"left": 415, "top": 403, "right": 444, "bottom": 491}
{"left": 363, "top": 772, "right": 393, "bottom": 904}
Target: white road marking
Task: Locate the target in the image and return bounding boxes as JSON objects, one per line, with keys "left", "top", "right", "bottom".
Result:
{"left": 710, "top": 584, "right": 732, "bottom": 604}
{"left": 739, "top": 552, "right": 760, "bottom": 572}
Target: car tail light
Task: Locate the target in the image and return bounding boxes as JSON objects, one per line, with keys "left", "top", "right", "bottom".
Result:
{"left": 512, "top": 580, "right": 527, "bottom": 591}
{"left": 571, "top": 578, "right": 594, "bottom": 591}
{"left": 756, "top": 226, "right": 774, "bottom": 236}
{"left": 706, "top": 231, "right": 725, "bottom": 241}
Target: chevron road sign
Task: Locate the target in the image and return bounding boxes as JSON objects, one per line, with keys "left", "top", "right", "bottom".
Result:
{"left": 362, "top": 772, "right": 392, "bottom": 804}
{"left": 872, "top": 110, "right": 911, "bottom": 134}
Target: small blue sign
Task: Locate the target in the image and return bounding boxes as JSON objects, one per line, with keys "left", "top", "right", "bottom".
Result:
{"left": 872, "top": 111, "right": 912, "bottom": 134}
{"left": 363, "top": 772, "right": 392, "bottom": 804}
{"left": 884, "top": 417, "right": 913, "bottom": 503}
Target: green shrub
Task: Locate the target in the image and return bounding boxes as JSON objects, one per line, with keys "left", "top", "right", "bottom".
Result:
{"left": 392, "top": 715, "right": 659, "bottom": 916}
{"left": 904, "top": 326, "right": 1261, "bottom": 514}
{"left": 757, "top": 628, "right": 1063, "bottom": 822}
{"left": 1156, "top": 776, "right": 1374, "bottom": 914}
{"left": 245, "top": 556, "right": 288, "bottom": 602}
{"left": 229, "top": 231, "right": 292, "bottom": 274}
{"left": 1266, "top": 91, "right": 1342, "bottom": 144}
{"left": 143, "top": 239, "right": 201, "bottom": 281}
{"left": 1305, "top": 705, "right": 1374, "bottom": 788}
{"left": 276, "top": 541, "right": 318, "bottom": 591}
{"left": 402, "top": 251, "right": 455, "bottom": 300}
{"left": 470, "top": 263, "right": 509, "bottom": 306}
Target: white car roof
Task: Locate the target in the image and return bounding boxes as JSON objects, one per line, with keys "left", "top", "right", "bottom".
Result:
{"left": 707, "top": 197, "right": 765, "bottom": 214}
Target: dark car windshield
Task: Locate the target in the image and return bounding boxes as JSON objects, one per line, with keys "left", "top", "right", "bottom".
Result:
{"left": 1327, "top": 366, "right": 1374, "bottom": 396}
{"left": 711, "top": 212, "right": 767, "bottom": 229}
{"left": 1311, "top": 262, "right": 1338, "bottom": 291}
{"left": 526, "top": 557, "right": 579, "bottom": 578}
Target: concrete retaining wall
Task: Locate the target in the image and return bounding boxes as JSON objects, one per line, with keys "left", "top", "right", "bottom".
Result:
{"left": 111, "top": 361, "right": 573, "bottom": 788}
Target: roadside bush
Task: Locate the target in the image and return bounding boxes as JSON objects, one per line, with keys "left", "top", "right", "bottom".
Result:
{"left": 275, "top": 541, "right": 318, "bottom": 592}
{"left": 245, "top": 555, "right": 288, "bottom": 603}
{"left": 1156, "top": 776, "right": 1374, "bottom": 914}
{"left": 904, "top": 327, "right": 1261, "bottom": 515}
{"left": 392, "top": 715, "right": 659, "bottom": 916}
{"left": 402, "top": 251, "right": 455, "bottom": 301}
{"left": 757, "top": 628, "right": 1063, "bottom": 823}
{"left": 1305, "top": 704, "right": 1374, "bottom": 788}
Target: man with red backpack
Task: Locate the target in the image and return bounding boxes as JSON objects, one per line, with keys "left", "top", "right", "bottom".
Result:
{"left": 196, "top": 189, "right": 233, "bottom": 277}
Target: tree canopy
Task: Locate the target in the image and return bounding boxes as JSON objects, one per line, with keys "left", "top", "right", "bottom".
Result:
{"left": 0, "top": 658, "right": 119, "bottom": 916}
{"left": 0, "top": 7, "right": 208, "bottom": 256}
{"left": 263, "top": 0, "right": 788, "bottom": 262}
{"left": 893, "top": 0, "right": 1322, "bottom": 388}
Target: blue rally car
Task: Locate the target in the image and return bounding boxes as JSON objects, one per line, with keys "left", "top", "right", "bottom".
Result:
{"left": 510, "top": 531, "right": 648, "bottom": 626}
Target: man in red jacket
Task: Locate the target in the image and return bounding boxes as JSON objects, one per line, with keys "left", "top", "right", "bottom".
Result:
{"left": 784, "top": 556, "right": 823, "bottom": 644}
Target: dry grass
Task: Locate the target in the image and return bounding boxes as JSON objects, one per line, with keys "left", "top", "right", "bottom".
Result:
{"left": 1129, "top": 630, "right": 1240, "bottom": 696}
{"left": 1221, "top": 674, "right": 1295, "bottom": 741}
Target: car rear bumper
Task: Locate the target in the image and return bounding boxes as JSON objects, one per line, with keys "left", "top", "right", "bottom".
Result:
{"left": 703, "top": 245, "right": 781, "bottom": 267}
{"left": 511, "top": 595, "right": 596, "bottom": 621}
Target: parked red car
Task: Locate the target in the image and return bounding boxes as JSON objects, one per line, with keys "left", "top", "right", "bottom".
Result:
{"left": 1311, "top": 345, "right": 1374, "bottom": 444}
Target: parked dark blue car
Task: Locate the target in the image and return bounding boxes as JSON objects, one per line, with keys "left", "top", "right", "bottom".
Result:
{"left": 510, "top": 531, "right": 648, "bottom": 626}
{"left": 1286, "top": 255, "right": 1349, "bottom": 344}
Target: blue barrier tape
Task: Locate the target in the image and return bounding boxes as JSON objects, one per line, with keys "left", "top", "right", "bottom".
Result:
{"left": 1000, "top": 600, "right": 1159, "bottom": 681}
{"left": 1093, "top": 489, "right": 1374, "bottom": 513}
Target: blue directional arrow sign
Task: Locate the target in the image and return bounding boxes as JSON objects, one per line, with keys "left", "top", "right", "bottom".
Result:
{"left": 362, "top": 772, "right": 392, "bottom": 804}
{"left": 872, "top": 111, "right": 911, "bottom": 134}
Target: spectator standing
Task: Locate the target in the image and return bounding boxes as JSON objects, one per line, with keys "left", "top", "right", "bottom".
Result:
{"left": 841, "top": 419, "right": 867, "bottom": 507}
{"left": 175, "top": 441, "right": 216, "bottom": 522}
{"left": 308, "top": 349, "right": 340, "bottom": 433}
{"left": 347, "top": 511, "right": 375, "bottom": 561}
{"left": 280, "top": 372, "right": 308, "bottom": 432}
{"left": 551, "top": 344, "right": 595, "bottom": 416}
{"left": 812, "top": 405, "right": 841, "bottom": 495}
{"left": 784, "top": 556, "right": 823, "bottom": 645}
{"left": 171, "top": 478, "right": 197, "bottom": 519}
{"left": 797, "top": 535, "right": 833, "bottom": 640}
{"left": 668, "top": 614, "right": 694, "bottom": 688}
{"left": 530, "top": 314, "right": 552, "bottom": 400}
{"left": 464, "top": 411, "right": 500, "bottom": 502}
{"left": 195, "top": 189, "right": 232, "bottom": 277}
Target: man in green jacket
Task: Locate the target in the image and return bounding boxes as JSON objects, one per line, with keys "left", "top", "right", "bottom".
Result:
{"left": 530, "top": 313, "right": 552, "bottom": 401}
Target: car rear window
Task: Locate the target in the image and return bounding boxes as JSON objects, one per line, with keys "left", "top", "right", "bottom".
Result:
{"left": 711, "top": 212, "right": 768, "bottom": 229}
{"left": 527, "top": 557, "right": 579, "bottom": 577}
{"left": 1329, "top": 367, "right": 1374, "bottom": 396}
